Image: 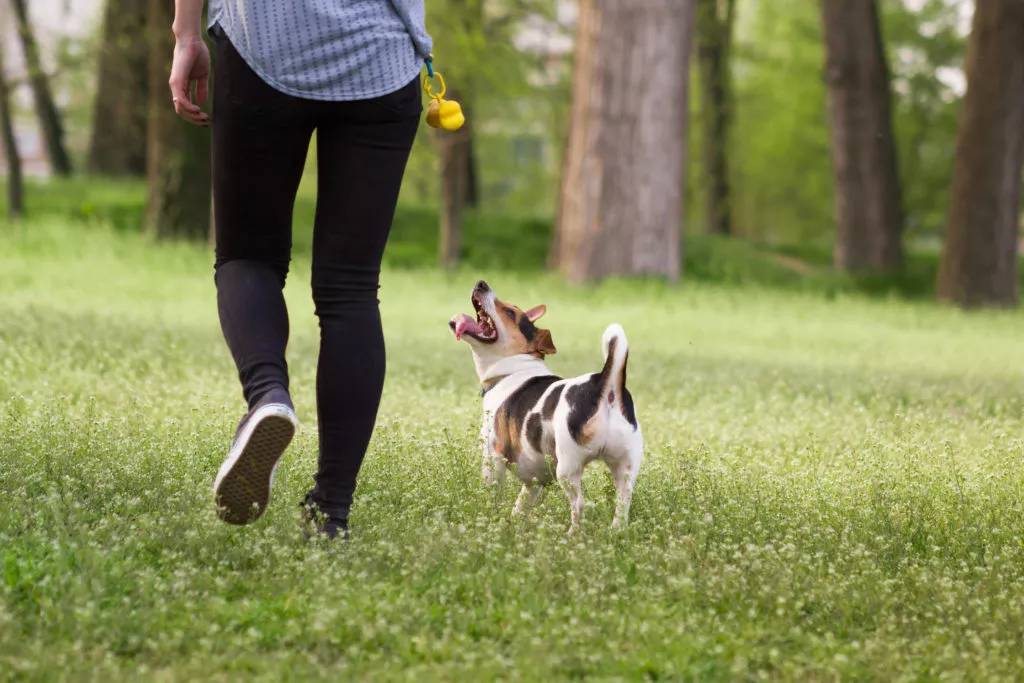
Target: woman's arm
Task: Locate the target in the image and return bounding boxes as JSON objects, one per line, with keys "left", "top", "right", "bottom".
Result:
{"left": 169, "top": 0, "right": 210, "bottom": 126}
{"left": 172, "top": 0, "right": 206, "bottom": 42}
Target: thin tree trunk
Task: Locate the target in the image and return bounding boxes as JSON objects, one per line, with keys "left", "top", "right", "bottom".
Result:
{"left": 0, "top": 36, "right": 23, "bottom": 221}
{"left": 10, "top": 0, "right": 71, "bottom": 177}
{"left": 937, "top": 0, "right": 1024, "bottom": 308}
{"left": 821, "top": 0, "right": 903, "bottom": 272}
{"left": 438, "top": 93, "right": 471, "bottom": 270}
{"left": 88, "top": 0, "right": 149, "bottom": 176}
{"left": 465, "top": 134, "right": 479, "bottom": 209}
{"left": 547, "top": 127, "right": 572, "bottom": 269}
{"left": 556, "top": 0, "right": 695, "bottom": 284}
{"left": 696, "top": 0, "right": 734, "bottom": 236}
{"left": 145, "top": 0, "right": 211, "bottom": 240}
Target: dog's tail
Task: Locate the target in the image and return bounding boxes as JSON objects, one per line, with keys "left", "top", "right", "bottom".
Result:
{"left": 600, "top": 323, "right": 629, "bottom": 403}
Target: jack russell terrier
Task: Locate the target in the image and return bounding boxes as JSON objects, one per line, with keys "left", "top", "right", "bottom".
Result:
{"left": 449, "top": 280, "right": 643, "bottom": 533}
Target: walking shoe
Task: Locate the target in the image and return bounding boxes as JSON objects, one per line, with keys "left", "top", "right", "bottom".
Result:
{"left": 301, "top": 494, "right": 350, "bottom": 541}
{"left": 214, "top": 388, "right": 297, "bottom": 525}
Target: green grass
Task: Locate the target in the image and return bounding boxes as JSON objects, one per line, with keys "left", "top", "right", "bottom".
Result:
{"left": 6, "top": 176, "right": 1012, "bottom": 300}
{"left": 4, "top": 218, "right": 1024, "bottom": 681}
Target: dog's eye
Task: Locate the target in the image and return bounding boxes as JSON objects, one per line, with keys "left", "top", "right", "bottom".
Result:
{"left": 504, "top": 308, "right": 517, "bottom": 321}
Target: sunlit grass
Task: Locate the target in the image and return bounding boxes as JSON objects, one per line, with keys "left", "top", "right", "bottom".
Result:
{"left": 3, "top": 219, "right": 1024, "bottom": 680}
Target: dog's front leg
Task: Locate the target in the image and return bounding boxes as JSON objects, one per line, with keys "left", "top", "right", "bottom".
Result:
{"left": 480, "top": 420, "right": 506, "bottom": 490}
{"left": 482, "top": 448, "right": 506, "bottom": 489}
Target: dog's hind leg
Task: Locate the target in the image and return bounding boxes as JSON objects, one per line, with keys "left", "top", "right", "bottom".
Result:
{"left": 609, "top": 436, "right": 643, "bottom": 529}
{"left": 557, "top": 469, "right": 584, "bottom": 535}
{"left": 609, "top": 460, "right": 638, "bottom": 530}
{"left": 512, "top": 483, "right": 542, "bottom": 517}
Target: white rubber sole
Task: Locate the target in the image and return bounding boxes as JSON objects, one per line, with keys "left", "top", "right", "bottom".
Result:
{"left": 213, "top": 403, "right": 297, "bottom": 525}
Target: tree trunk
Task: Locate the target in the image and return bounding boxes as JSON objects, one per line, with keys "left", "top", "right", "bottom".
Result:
{"left": 696, "top": 0, "right": 734, "bottom": 236}
{"left": 821, "top": 0, "right": 903, "bottom": 273}
{"left": 0, "top": 37, "right": 24, "bottom": 221}
{"left": 10, "top": 0, "right": 71, "bottom": 177}
{"left": 556, "top": 0, "right": 695, "bottom": 284}
{"left": 145, "top": 0, "right": 212, "bottom": 241}
{"left": 465, "top": 134, "right": 479, "bottom": 209}
{"left": 547, "top": 128, "right": 572, "bottom": 269}
{"left": 937, "top": 0, "right": 1024, "bottom": 308}
{"left": 438, "top": 89, "right": 471, "bottom": 270}
{"left": 88, "top": 0, "right": 149, "bottom": 176}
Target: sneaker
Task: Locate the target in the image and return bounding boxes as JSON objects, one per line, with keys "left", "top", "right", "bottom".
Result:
{"left": 214, "top": 388, "right": 297, "bottom": 525}
{"left": 301, "top": 495, "right": 350, "bottom": 541}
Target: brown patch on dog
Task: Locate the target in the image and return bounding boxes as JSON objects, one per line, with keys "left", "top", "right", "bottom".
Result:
{"left": 578, "top": 413, "right": 602, "bottom": 447}
{"left": 494, "top": 412, "right": 521, "bottom": 465}
{"left": 494, "top": 376, "right": 561, "bottom": 466}
{"left": 493, "top": 298, "right": 557, "bottom": 358}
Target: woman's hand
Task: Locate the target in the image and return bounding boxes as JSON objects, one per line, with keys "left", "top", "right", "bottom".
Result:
{"left": 169, "top": 36, "right": 211, "bottom": 127}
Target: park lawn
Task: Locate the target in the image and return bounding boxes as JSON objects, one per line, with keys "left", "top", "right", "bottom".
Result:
{"left": 3, "top": 219, "right": 1024, "bottom": 681}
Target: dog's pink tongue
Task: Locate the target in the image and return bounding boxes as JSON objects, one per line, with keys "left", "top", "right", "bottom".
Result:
{"left": 454, "top": 313, "right": 480, "bottom": 341}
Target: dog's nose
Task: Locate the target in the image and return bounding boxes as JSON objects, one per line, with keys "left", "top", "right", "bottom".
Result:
{"left": 474, "top": 280, "right": 490, "bottom": 293}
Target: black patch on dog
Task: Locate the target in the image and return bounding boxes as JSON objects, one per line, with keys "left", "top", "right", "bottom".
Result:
{"left": 517, "top": 315, "right": 537, "bottom": 342}
{"left": 566, "top": 337, "right": 637, "bottom": 443}
{"left": 525, "top": 413, "right": 544, "bottom": 453}
{"left": 541, "top": 384, "right": 564, "bottom": 420}
{"left": 496, "top": 375, "right": 560, "bottom": 464}
{"left": 566, "top": 373, "right": 603, "bottom": 443}
{"left": 621, "top": 386, "right": 638, "bottom": 429}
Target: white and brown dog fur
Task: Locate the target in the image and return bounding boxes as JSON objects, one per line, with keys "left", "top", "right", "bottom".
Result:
{"left": 449, "top": 280, "right": 642, "bottom": 533}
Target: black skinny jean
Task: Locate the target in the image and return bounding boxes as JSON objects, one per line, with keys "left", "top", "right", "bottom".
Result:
{"left": 210, "top": 26, "right": 421, "bottom": 520}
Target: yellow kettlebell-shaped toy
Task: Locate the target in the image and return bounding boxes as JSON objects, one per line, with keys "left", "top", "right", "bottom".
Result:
{"left": 423, "top": 67, "right": 465, "bottom": 132}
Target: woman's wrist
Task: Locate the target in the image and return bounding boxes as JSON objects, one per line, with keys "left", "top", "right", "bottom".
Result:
{"left": 172, "top": 0, "right": 205, "bottom": 43}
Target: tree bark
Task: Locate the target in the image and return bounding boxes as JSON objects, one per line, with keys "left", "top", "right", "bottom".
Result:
{"left": 547, "top": 128, "right": 572, "bottom": 269}
{"left": 821, "top": 0, "right": 903, "bottom": 272}
{"left": 465, "top": 134, "right": 479, "bottom": 209}
{"left": 10, "top": 0, "right": 71, "bottom": 177}
{"left": 438, "top": 93, "right": 471, "bottom": 270}
{"left": 555, "top": 0, "right": 695, "bottom": 284}
{"left": 0, "top": 36, "right": 24, "bottom": 221}
{"left": 937, "top": 0, "right": 1024, "bottom": 308}
{"left": 145, "top": 0, "right": 212, "bottom": 241}
{"left": 88, "top": 0, "right": 149, "bottom": 177}
{"left": 696, "top": 0, "right": 734, "bottom": 236}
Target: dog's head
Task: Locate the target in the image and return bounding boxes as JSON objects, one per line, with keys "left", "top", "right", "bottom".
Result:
{"left": 449, "top": 280, "right": 556, "bottom": 374}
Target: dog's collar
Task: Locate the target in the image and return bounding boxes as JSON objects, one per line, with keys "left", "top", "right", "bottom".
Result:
{"left": 480, "top": 376, "right": 508, "bottom": 397}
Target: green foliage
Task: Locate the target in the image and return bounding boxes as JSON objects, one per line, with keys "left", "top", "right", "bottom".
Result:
{"left": 5, "top": 220, "right": 1024, "bottom": 679}
{"left": 728, "top": 0, "right": 833, "bottom": 245}
{"left": 8, "top": 176, "right": 1024, "bottom": 301}
{"left": 728, "top": 0, "right": 968, "bottom": 247}
{"left": 882, "top": 0, "right": 967, "bottom": 238}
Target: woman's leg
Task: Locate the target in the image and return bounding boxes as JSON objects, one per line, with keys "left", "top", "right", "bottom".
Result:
{"left": 210, "top": 28, "right": 315, "bottom": 524}
{"left": 211, "top": 28, "right": 314, "bottom": 409}
{"left": 303, "top": 79, "right": 422, "bottom": 529}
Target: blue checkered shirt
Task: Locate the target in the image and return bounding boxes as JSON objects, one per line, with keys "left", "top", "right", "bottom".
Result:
{"left": 209, "top": 0, "right": 432, "bottom": 101}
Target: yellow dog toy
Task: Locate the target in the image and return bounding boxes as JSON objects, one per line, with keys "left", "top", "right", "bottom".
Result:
{"left": 423, "top": 57, "right": 465, "bottom": 131}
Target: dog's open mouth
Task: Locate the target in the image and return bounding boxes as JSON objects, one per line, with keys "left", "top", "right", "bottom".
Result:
{"left": 450, "top": 293, "right": 498, "bottom": 343}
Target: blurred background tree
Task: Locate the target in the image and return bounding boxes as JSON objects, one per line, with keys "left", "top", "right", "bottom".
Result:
{"left": 0, "top": 0, "right": 1022, "bottom": 307}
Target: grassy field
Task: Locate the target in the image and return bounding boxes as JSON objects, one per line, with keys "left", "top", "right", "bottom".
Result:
{"left": 4, "top": 218, "right": 1024, "bottom": 681}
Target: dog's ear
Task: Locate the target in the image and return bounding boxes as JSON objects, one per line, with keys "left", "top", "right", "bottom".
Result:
{"left": 524, "top": 304, "right": 547, "bottom": 323}
{"left": 533, "top": 328, "right": 557, "bottom": 356}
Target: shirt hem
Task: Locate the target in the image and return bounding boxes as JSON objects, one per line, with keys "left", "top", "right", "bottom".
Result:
{"left": 215, "top": 21, "right": 426, "bottom": 103}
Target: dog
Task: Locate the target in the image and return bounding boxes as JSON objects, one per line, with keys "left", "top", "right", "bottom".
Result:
{"left": 449, "top": 280, "right": 643, "bottom": 533}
